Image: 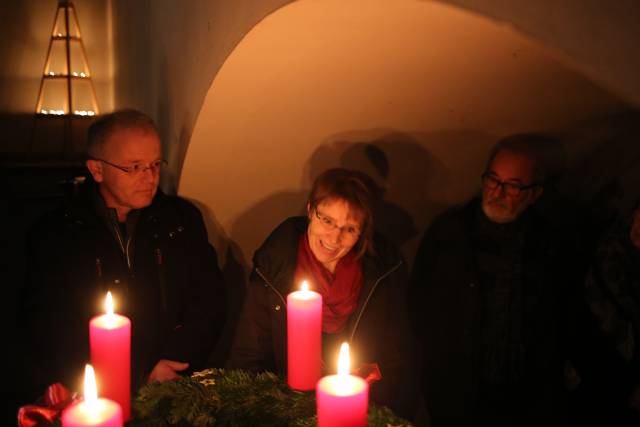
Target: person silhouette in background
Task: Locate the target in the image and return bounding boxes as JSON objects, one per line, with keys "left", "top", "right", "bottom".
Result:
{"left": 583, "top": 200, "right": 640, "bottom": 426}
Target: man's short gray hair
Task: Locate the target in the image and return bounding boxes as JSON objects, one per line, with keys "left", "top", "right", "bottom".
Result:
{"left": 486, "top": 133, "right": 558, "bottom": 184}
{"left": 86, "top": 109, "right": 158, "bottom": 158}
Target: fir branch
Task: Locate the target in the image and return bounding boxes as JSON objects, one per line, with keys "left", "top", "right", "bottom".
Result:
{"left": 131, "top": 368, "right": 411, "bottom": 427}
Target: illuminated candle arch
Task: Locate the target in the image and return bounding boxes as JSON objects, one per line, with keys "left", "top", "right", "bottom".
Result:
{"left": 34, "top": 1, "right": 100, "bottom": 117}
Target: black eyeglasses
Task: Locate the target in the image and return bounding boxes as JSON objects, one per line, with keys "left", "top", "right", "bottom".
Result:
{"left": 481, "top": 173, "right": 538, "bottom": 197}
{"left": 94, "top": 158, "right": 167, "bottom": 175}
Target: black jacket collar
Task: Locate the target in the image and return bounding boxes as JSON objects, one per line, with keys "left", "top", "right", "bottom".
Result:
{"left": 65, "top": 178, "right": 167, "bottom": 227}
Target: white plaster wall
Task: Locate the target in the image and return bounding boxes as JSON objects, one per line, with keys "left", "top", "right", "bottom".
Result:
{"left": 110, "top": 0, "right": 640, "bottom": 197}
{"left": 442, "top": 0, "right": 640, "bottom": 106}
{"left": 179, "top": 0, "right": 631, "bottom": 268}
{"left": 111, "top": 0, "right": 290, "bottom": 191}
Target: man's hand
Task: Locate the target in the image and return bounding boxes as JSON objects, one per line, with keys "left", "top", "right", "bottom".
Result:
{"left": 147, "top": 359, "right": 190, "bottom": 383}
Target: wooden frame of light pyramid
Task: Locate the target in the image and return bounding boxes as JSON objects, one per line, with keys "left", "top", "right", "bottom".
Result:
{"left": 34, "top": 1, "right": 100, "bottom": 117}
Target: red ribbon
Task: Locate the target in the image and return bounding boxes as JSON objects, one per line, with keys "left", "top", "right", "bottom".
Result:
{"left": 356, "top": 362, "right": 383, "bottom": 385}
{"left": 17, "top": 383, "right": 77, "bottom": 427}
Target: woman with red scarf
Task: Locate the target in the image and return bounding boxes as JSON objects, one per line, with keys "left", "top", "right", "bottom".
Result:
{"left": 227, "top": 168, "right": 419, "bottom": 420}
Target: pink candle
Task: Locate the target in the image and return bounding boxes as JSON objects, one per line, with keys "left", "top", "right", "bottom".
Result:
{"left": 62, "top": 364, "right": 123, "bottom": 427}
{"left": 316, "top": 343, "right": 369, "bottom": 427}
{"left": 89, "top": 292, "right": 131, "bottom": 420}
{"left": 287, "top": 280, "right": 322, "bottom": 390}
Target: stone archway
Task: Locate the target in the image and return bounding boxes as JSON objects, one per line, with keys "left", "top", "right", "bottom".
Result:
{"left": 179, "top": 0, "right": 629, "bottom": 266}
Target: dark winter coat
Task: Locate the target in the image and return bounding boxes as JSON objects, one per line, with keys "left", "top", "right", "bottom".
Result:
{"left": 21, "top": 181, "right": 226, "bottom": 395}
{"left": 409, "top": 198, "right": 577, "bottom": 426}
{"left": 582, "top": 218, "right": 640, "bottom": 422}
{"left": 227, "top": 216, "right": 419, "bottom": 419}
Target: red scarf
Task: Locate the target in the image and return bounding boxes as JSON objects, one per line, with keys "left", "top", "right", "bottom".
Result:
{"left": 294, "top": 234, "right": 363, "bottom": 333}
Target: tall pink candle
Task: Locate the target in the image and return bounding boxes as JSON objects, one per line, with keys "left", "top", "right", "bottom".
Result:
{"left": 89, "top": 292, "right": 131, "bottom": 420}
{"left": 316, "top": 343, "right": 369, "bottom": 427}
{"left": 287, "top": 280, "right": 322, "bottom": 390}
{"left": 62, "top": 365, "right": 123, "bottom": 427}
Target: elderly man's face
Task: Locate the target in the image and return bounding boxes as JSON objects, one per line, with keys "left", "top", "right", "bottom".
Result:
{"left": 481, "top": 149, "right": 542, "bottom": 224}
{"left": 88, "top": 127, "right": 162, "bottom": 219}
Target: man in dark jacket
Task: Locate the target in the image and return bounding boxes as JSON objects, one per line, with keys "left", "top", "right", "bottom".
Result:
{"left": 20, "top": 110, "right": 226, "bottom": 399}
{"left": 410, "top": 134, "right": 577, "bottom": 426}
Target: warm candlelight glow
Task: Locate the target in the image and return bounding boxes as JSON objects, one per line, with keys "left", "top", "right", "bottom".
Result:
{"left": 337, "top": 342, "right": 350, "bottom": 377}
{"left": 45, "top": 109, "right": 65, "bottom": 115}
{"left": 316, "top": 341, "right": 368, "bottom": 426}
{"left": 105, "top": 292, "right": 114, "bottom": 316}
{"left": 294, "top": 280, "right": 317, "bottom": 300}
{"left": 84, "top": 364, "right": 98, "bottom": 404}
{"left": 295, "top": 280, "right": 316, "bottom": 300}
{"left": 62, "top": 363, "right": 123, "bottom": 426}
{"left": 74, "top": 110, "right": 95, "bottom": 116}
{"left": 99, "top": 292, "right": 125, "bottom": 330}
{"left": 37, "top": 2, "right": 101, "bottom": 118}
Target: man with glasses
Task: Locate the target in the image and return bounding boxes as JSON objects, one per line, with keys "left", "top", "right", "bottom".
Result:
{"left": 409, "top": 134, "right": 577, "bottom": 426}
{"left": 21, "top": 110, "right": 226, "bottom": 403}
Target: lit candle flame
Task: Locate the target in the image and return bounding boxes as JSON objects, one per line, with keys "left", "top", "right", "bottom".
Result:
{"left": 337, "top": 342, "right": 350, "bottom": 377}
{"left": 84, "top": 364, "right": 98, "bottom": 404}
{"left": 105, "top": 291, "right": 114, "bottom": 316}
{"left": 301, "top": 280, "right": 309, "bottom": 292}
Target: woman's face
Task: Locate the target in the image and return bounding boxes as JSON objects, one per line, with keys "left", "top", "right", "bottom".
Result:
{"left": 307, "top": 198, "right": 363, "bottom": 273}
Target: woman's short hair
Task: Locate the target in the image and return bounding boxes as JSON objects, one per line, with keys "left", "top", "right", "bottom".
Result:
{"left": 307, "top": 168, "right": 376, "bottom": 259}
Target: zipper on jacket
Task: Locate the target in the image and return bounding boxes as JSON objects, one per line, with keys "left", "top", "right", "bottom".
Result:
{"left": 95, "top": 257, "right": 103, "bottom": 278}
{"left": 348, "top": 260, "right": 403, "bottom": 342}
{"left": 96, "top": 257, "right": 104, "bottom": 293}
{"left": 125, "top": 235, "right": 132, "bottom": 270}
{"left": 257, "top": 260, "right": 402, "bottom": 343}
{"left": 156, "top": 247, "right": 168, "bottom": 313}
{"left": 112, "top": 222, "right": 132, "bottom": 270}
{"left": 254, "top": 267, "right": 287, "bottom": 307}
